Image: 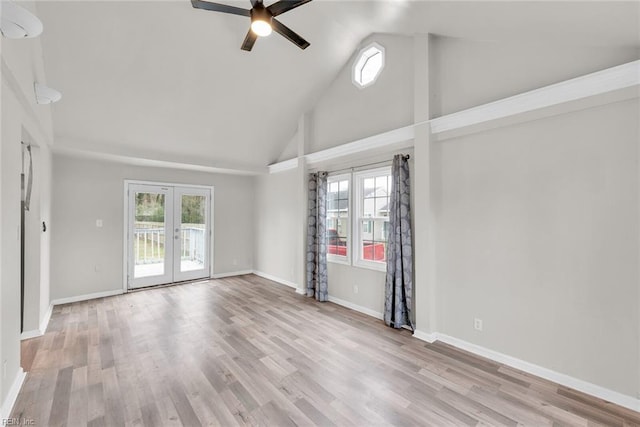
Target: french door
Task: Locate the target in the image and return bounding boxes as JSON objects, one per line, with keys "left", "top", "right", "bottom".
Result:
{"left": 127, "top": 183, "right": 211, "bottom": 289}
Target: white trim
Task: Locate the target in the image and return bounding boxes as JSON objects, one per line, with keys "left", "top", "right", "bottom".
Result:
{"left": 211, "top": 270, "right": 253, "bottom": 279}
{"left": 252, "top": 270, "right": 299, "bottom": 290}
{"left": 123, "top": 181, "right": 129, "bottom": 294}
{"left": 22, "top": 303, "right": 54, "bottom": 340}
{"left": 20, "top": 330, "right": 42, "bottom": 340}
{"left": 268, "top": 158, "right": 298, "bottom": 174}
{"left": 412, "top": 329, "right": 438, "bottom": 343}
{"left": 39, "top": 303, "right": 53, "bottom": 334}
{"left": 52, "top": 145, "right": 263, "bottom": 176}
{"left": 353, "top": 166, "right": 392, "bottom": 272}
{"left": 430, "top": 60, "right": 640, "bottom": 134}
{"left": 51, "top": 289, "right": 123, "bottom": 306}
{"left": 123, "top": 180, "right": 215, "bottom": 292}
{"left": 305, "top": 125, "right": 415, "bottom": 166}
{"left": 352, "top": 42, "right": 386, "bottom": 89}
{"left": 412, "top": 332, "right": 640, "bottom": 412}
{"left": 269, "top": 60, "right": 639, "bottom": 174}
{"left": 295, "top": 288, "right": 307, "bottom": 295}
{"left": 327, "top": 295, "right": 383, "bottom": 320}
{"left": 327, "top": 173, "right": 352, "bottom": 265}
{"left": 0, "top": 368, "right": 26, "bottom": 421}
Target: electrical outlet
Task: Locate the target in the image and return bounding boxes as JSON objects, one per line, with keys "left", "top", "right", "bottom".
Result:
{"left": 353, "top": 285, "right": 359, "bottom": 294}
{"left": 94, "top": 264, "right": 101, "bottom": 273}
{"left": 233, "top": 259, "right": 238, "bottom": 266}
{"left": 96, "top": 219, "right": 103, "bottom": 228}
{"left": 474, "top": 318, "right": 483, "bottom": 331}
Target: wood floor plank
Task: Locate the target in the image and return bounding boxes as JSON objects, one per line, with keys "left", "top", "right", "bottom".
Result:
{"left": 14, "top": 274, "right": 640, "bottom": 426}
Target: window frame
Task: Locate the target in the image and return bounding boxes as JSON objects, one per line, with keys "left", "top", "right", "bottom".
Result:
{"left": 326, "top": 173, "right": 352, "bottom": 265}
{"left": 353, "top": 166, "right": 391, "bottom": 271}
{"left": 352, "top": 42, "right": 386, "bottom": 89}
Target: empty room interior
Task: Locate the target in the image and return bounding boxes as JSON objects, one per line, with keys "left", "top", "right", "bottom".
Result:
{"left": 1, "top": 0, "right": 640, "bottom": 425}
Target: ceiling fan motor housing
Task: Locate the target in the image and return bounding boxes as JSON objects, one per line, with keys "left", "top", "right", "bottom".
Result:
{"left": 251, "top": 5, "right": 272, "bottom": 26}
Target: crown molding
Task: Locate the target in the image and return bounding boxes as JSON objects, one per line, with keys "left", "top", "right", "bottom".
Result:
{"left": 267, "top": 158, "right": 298, "bottom": 174}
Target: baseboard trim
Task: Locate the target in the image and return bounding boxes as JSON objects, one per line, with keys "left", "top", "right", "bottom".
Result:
{"left": 412, "top": 329, "right": 438, "bottom": 343}
{"left": 412, "top": 331, "right": 640, "bottom": 412}
{"left": 39, "top": 304, "right": 53, "bottom": 334}
{"left": 20, "top": 330, "right": 42, "bottom": 341}
{"left": 51, "top": 289, "right": 123, "bottom": 306}
{"left": 0, "top": 368, "right": 26, "bottom": 420}
{"left": 211, "top": 270, "right": 253, "bottom": 279}
{"left": 295, "top": 288, "right": 307, "bottom": 295}
{"left": 252, "top": 270, "right": 299, "bottom": 290}
{"left": 327, "top": 295, "right": 383, "bottom": 320}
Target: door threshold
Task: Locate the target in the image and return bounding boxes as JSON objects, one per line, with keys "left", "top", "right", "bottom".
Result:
{"left": 128, "top": 278, "right": 211, "bottom": 293}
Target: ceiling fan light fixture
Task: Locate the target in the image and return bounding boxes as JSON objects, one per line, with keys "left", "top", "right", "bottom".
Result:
{"left": 251, "top": 19, "right": 272, "bottom": 37}
{"left": 250, "top": 7, "right": 272, "bottom": 37}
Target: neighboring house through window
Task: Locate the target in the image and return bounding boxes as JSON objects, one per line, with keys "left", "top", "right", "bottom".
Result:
{"left": 327, "top": 174, "right": 350, "bottom": 264}
{"left": 326, "top": 166, "right": 392, "bottom": 272}
{"left": 355, "top": 167, "right": 391, "bottom": 270}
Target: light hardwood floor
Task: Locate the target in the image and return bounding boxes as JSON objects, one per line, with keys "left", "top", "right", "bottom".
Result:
{"left": 12, "top": 275, "right": 640, "bottom": 426}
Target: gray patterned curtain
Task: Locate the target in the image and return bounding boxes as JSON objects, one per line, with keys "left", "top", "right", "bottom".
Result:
{"left": 384, "top": 155, "right": 413, "bottom": 329}
{"left": 306, "top": 172, "right": 328, "bottom": 301}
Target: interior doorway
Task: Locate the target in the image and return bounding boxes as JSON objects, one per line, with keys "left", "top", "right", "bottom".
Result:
{"left": 125, "top": 182, "right": 212, "bottom": 290}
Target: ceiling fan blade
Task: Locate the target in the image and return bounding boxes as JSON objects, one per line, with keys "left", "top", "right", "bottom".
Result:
{"left": 272, "top": 18, "right": 310, "bottom": 49}
{"left": 191, "top": 0, "right": 250, "bottom": 17}
{"left": 267, "top": 0, "right": 312, "bottom": 17}
{"left": 241, "top": 29, "right": 258, "bottom": 51}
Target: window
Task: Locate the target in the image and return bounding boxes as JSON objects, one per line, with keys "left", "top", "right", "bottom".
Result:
{"left": 325, "top": 167, "right": 392, "bottom": 271}
{"left": 353, "top": 43, "right": 385, "bottom": 88}
{"left": 354, "top": 167, "right": 391, "bottom": 270}
{"left": 326, "top": 174, "right": 350, "bottom": 263}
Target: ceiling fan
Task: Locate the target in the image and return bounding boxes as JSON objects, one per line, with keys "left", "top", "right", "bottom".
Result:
{"left": 191, "top": 0, "right": 312, "bottom": 51}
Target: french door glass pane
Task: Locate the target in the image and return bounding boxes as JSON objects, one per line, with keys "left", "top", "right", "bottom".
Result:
{"left": 134, "top": 192, "right": 166, "bottom": 278}
{"left": 180, "top": 195, "right": 206, "bottom": 272}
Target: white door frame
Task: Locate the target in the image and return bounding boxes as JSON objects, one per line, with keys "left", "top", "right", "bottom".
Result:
{"left": 172, "top": 186, "right": 212, "bottom": 283}
{"left": 122, "top": 180, "right": 215, "bottom": 293}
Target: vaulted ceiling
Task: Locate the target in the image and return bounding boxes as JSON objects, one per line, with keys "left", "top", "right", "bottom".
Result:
{"left": 36, "top": 1, "right": 640, "bottom": 173}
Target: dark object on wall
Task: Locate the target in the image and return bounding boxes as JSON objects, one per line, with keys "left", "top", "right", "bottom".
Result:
{"left": 191, "top": 0, "right": 311, "bottom": 51}
{"left": 42, "top": 221, "right": 47, "bottom": 232}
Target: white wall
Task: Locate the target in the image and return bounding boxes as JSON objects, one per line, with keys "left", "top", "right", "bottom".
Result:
{"left": 253, "top": 33, "right": 640, "bottom": 400}
{"left": 0, "top": 0, "right": 55, "bottom": 413}
{"left": 23, "top": 144, "right": 41, "bottom": 333}
{"left": 22, "top": 143, "right": 52, "bottom": 335}
{"left": 1, "top": 84, "right": 23, "bottom": 412}
{"left": 310, "top": 34, "right": 414, "bottom": 153}
{"left": 436, "top": 99, "right": 639, "bottom": 397}
{"left": 429, "top": 36, "right": 640, "bottom": 397}
{"left": 50, "top": 154, "right": 255, "bottom": 300}
{"left": 253, "top": 169, "right": 299, "bottom": 284}
{"left": 431, "top": 36, "right": 640, "bottom": 117}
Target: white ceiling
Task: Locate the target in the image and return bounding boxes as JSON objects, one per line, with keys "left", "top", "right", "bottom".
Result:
{"left": 35, "top": 1, "right": 640, "bottom": 173}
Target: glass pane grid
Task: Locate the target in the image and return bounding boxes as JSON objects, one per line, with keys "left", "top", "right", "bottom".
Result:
{"left": 358, "top": 171, "right": 392, "bottom": 264}
{"left": 134, "top": 192, "right": 166, "bottom": 278}
{"left": 180, "top": 195, "right": 206, "bottom": 273}
{"left": 327, "top": 178, "right": 349, "bottom": 257}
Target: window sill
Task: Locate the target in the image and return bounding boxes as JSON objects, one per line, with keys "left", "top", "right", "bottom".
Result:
{"left": 353, "top": 260, "right": 387, "bottom": 272}
{"left": 328, "top": 256, "right": 350, "bottom": 266}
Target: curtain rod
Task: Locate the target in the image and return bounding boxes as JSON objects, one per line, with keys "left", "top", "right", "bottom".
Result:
{"left": 325, "top": 154, "right": 410, "bottom": 175}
